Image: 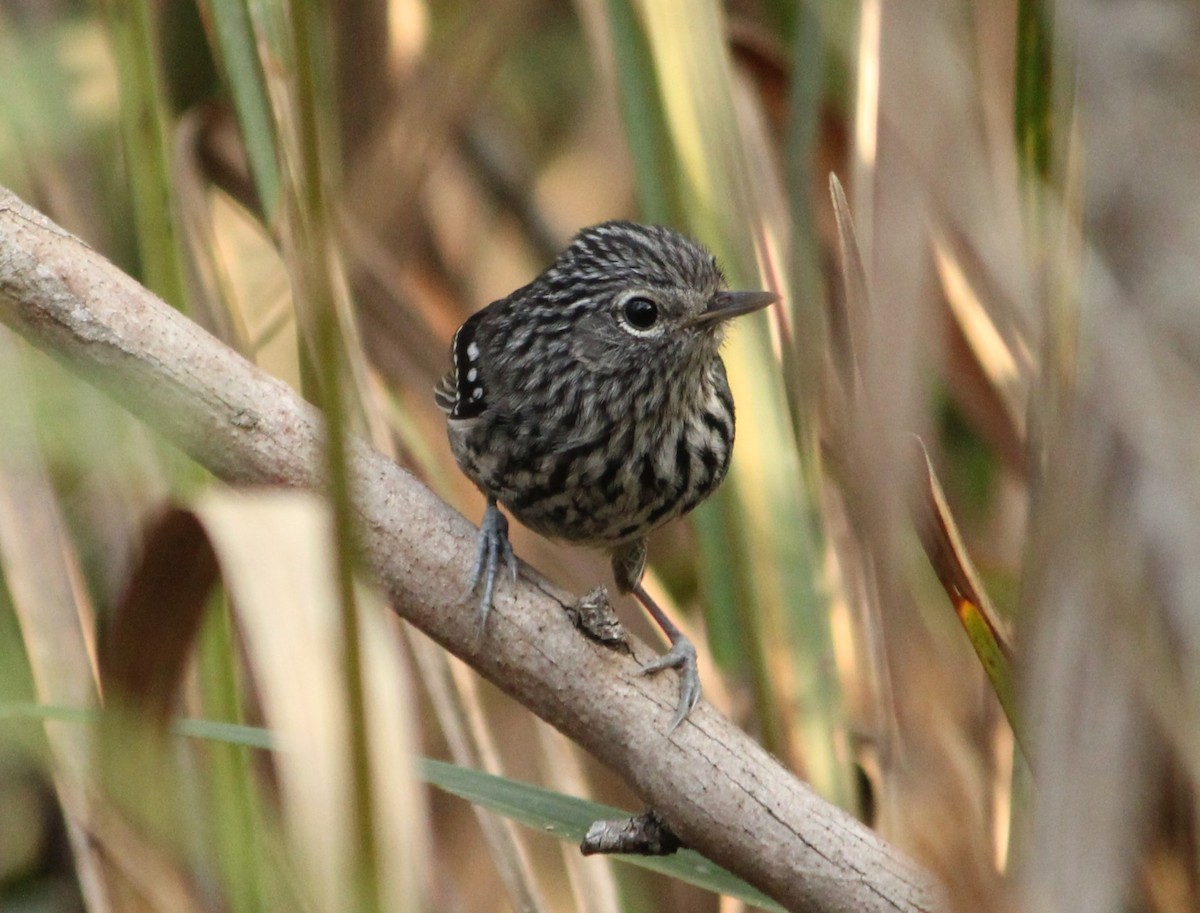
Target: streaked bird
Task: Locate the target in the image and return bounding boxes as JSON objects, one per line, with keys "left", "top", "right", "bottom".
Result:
{"left": 436, "top": 221, "right": 775, "bottom": 728}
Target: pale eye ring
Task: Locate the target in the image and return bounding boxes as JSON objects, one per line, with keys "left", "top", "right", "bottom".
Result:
{"left": 621, "top": 296, "right": 659, "bottom": 331}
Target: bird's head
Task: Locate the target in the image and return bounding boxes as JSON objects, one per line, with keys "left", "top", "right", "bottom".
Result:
{"left": 530, "top": 221, "right": 776, "bottom": 374}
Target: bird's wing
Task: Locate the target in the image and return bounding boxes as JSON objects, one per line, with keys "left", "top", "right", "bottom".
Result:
{"left": 435, "top": 308, "right": 489, "bottom": 420}
{"left": 434, "top": 370, "right": 458, "bottom": 415}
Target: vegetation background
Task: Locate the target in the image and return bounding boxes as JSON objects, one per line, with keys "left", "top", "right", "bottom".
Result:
{"left": 1, "top": 0, "right": 1198, "bottom": 911}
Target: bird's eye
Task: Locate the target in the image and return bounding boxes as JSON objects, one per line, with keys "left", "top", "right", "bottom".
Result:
{"left": 622, "top": 296, "right": 659, "bottom": 331}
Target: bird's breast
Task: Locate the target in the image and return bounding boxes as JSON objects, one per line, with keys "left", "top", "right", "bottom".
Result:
{"left": 449, "top": 359, "right": 736, "bottom": 546}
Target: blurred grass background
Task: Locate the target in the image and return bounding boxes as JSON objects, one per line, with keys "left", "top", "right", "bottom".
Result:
{"left": 1, "top": 0, "right": 1199, "bottom": 912}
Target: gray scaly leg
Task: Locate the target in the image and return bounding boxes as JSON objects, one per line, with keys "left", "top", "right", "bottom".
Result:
{"left": 466, "top": 498, "right": 517, "bottom": 632}
{"left": 613, "top": 539, "right": 702, "bottom": 730}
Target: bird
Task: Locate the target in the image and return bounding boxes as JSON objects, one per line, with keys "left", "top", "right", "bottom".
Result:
{"left": 435, "top": 221, "right": 776, "bottom": 729}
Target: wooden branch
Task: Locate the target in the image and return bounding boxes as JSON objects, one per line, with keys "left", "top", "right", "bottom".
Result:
{"left": 0, "top": 187, "right": 945, "bottom": 913}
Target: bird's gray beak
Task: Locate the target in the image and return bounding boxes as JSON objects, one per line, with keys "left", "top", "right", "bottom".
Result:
{"left": 690, "top": 289, "right": 778, "bottom": 327}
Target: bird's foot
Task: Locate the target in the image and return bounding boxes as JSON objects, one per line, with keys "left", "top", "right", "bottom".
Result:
{"left": 465, "top": 501, "right": 517, "bottom": 635}
{"left": 641, "top": 635, "right": 701, "bottom": 732}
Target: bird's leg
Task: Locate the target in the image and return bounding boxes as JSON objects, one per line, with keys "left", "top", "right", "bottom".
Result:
{"left": 633, "top": 585, "right": 701, "bottom": 730}
{"left": 466, "top": 498, "right": 517, "bottom": 632}
{"left": 612, "top": 539, "right": 702, "bottom": 730}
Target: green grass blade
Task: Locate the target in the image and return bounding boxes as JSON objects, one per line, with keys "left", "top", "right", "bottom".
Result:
{"left": 420, "top": 759, "right": 784, "bottom": 913}
{"left": 201, "top": 0, "right": 281, "bottom": 220}
{"left": 196, "top": 598, "right": 274, "bottom": 913}
{"left": 98, "top": 0, "right": 190, "bottom": 311}
{"left": 1014, "top": 0, "right": 1053, "bottom": 178}
{"left": 628, "top": 0, "right": 852, "bottom": 808}
{"left": 603, "top": 0, "right": 685, "bottom": 225}
{"left": 911, "top": 441, "right": 1027, "bottom": 759}
{"left": 783, "top": 1, "right": 831, "bottom": 465}
{"left": 1, "top": 704, "right": 783, "bottom": 911}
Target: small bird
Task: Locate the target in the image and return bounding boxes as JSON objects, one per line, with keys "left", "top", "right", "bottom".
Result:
{"left": 436, "top": 221, "right": 776, "bottom": 728}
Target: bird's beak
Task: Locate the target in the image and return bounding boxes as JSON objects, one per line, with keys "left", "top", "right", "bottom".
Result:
{"left": 690, "top": 289, "right": 778, "bottom": 327}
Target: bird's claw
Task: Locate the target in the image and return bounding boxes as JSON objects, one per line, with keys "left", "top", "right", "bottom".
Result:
{"left": 465, "top": 502, "right": 517, "bottom": 635}
{"left": 641, "top": 636, "right": 701, "bottom": 731}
